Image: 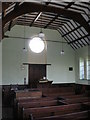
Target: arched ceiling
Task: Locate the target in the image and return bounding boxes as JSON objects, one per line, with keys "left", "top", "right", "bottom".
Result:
{"left": 2, "top": 1, "right": 90, "bottom": 50}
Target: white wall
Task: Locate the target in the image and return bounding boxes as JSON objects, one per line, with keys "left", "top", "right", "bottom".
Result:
{"left": 75, "top": 45, "right": 90, "bottom": 85}
{"left": 47, "top": 42, "right": 75, "bottom": 83}
{"left": 2, "top": 25, "right": 75, "bottom": 85}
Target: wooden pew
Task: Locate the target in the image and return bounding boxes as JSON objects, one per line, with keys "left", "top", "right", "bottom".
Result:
{"left": 19, "top": 100, "right": 58, "bottom": 109}
{"left": 14, "top": 96, "right": 57, "bottom": 116}
{"left": 45, "top": 92, "right": 74, "bottom": 98}
{"left": 22, "top": 103, "right": 84, "bottom": 120}
{"left": 58, "top": 94, "right": 86, "bottom": 99}
{"left": 16, "top": 96, "right": 56, "bottom": 103}
{"left": 35, "top": 110, "right": 90, "bottom": 120}
{"left": 15, "top": 97, "right": 59, "bottom": 119}
{"left": 81, "top": 102, "right": 90, "bottom": 110}
{"left": 39, "top": 86, "right": 75, "bottom": 97}
{"left": 57, "top": 94, "right": 85, "bottom": 101}
{"left": 15, "top": 90, "right": 42, "bottom": 99}
{"left": 59, "top": 97, "right": 90, "bottom": 105}
{"left": 17, "top": 100, "right": 59, "bottom": 119}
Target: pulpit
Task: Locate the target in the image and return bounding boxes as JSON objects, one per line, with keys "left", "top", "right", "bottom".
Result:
{"left": 37, "top": 80, "right": 53, "bottom": 88}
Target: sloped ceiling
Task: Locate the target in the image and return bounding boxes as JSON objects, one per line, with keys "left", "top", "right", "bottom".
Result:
{"left": 2, "top": 0, "right": 90, "bottom": 50}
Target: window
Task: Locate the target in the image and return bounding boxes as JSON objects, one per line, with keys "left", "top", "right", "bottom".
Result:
{"left": 86, "top": 59, "right": 90, "bottom": 80}
{"left": 79, "top": 58, "right": 90, "bottom": 80}
{"left": 79, "top": 58, "right": 84, "bottom": 79}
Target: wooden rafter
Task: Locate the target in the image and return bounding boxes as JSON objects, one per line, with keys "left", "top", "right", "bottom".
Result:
{"left": 68, "top": 34, "right": 90, "bottom": 44}
{"left": 57, "top": 29, "right": 76, "bottom": 50}
{"left": 8, "top": 20, "right": 13, "bottom": 31}
{"left": 2, "top": 1, "right": 90, "bottom": 49}
{"left": 2, "top": 2, "right": 12, "bottom": 12}
{"left": 62, "top": 25, "right": 81, "bottom": 37}
{"left": 30, "top": 12, "right": 41, "bottom": 26}
{"left": 30, "top": 1, "right": 51, "bottom": 27}
{"left": 44, "top": 2, "right": 75, "bottom": 29}
{"left": 65, "top": 2, "right": 75, "bottom": 9}
{"left": 62, "top": 20, "right": 90, "bottom": 37}
{"left": 44, "top": 15, "right": 58, "bottom": 28}
{"left": 2, "top": 2, "right": 90, "bottom": 34}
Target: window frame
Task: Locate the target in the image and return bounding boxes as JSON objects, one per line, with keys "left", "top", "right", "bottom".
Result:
{"left": 79, "top": 57, "right": 90, "bottom": 80}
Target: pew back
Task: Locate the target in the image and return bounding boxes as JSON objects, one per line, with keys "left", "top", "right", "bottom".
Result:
{"left": 22, "top": 103, "right": 82, "bottom": 120}
{"left": 16, "top": 97, "right": 56, "bottom": 103}
{"left": 19, "top": 100, "right": 58, "bottom": 109}
{"left": 59, "top": 97, "right": 89, "bottom": 104}
{"left": 15, "top": 90, "right": 42, "bottom": 99}
{"left": 35, "top": 110, "right": 89, "bottom": 120}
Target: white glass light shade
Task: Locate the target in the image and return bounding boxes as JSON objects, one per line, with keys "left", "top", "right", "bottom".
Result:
{"left": 29, "top": 37, "right": 45, "bottom": 53}
{"left": 61, "top": 50, "right": 64, "bottom": 55}
{"left": 23, "top": 47, "right": 27, "bottom": 52}
{"left": 39, "top": 32, "right": 45, "bottom": 39}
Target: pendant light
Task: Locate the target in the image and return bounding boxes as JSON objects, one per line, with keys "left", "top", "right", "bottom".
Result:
{"left": 23, "top": 14, "right": 27, "bottom": 52}
{"left": 61, "top": 39, "right": 64, "bottom": 55}
{"left": 29, "top": 2, "right": 45, "bottom": 53}
{"left": 38, "top": 11, "right": 45, "bottom": 39}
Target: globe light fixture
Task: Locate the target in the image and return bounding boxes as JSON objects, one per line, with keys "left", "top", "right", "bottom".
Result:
{"left": 39, "top": 31, "right": 45, "bottom": 39}
{"left": 29, "top": 36, "right": 45, "bottom": 53}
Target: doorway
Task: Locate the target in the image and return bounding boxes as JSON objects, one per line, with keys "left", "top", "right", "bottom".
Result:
{"left": 28, "top": 64, "right": 46, "bottom": 88}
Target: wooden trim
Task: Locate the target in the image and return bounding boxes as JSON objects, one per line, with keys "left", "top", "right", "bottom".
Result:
{"left": 23, "top": 63, "right": 51, "bottom": 65}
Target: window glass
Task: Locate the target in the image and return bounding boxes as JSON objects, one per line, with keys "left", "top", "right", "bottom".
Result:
{"left": 86, "top": 59, "right": 90, "bottom": 80}
{"left": 79, "top": 58, "right": 84, "bottom": 79}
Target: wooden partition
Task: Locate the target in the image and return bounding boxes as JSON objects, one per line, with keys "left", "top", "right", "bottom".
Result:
{"left": 38, "top": 86, "right": 75, "bottom": 97}
{"left": 15, "top": 90, "right": 42, "bottom": 99}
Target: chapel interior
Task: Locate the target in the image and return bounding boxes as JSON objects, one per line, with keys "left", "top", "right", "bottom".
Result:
{"left": 0, "top": 1, "right": 90, "bottom": 120}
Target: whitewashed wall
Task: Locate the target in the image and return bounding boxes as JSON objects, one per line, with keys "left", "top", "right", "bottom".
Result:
{"left": 2, "top": 25, "right": 75, "bottom": 85}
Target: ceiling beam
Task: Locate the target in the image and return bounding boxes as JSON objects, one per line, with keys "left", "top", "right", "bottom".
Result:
{"left": 44, "top": 15, "right": 58, "bottom": 28}
{"left": 62, "top": 20, "right": 90, "bottom": 37}
{"left": 2, "top": 2, "right": 12, "bottom": 12}
{"left": 8, "top": 20, "right": 13, "bottom": 31}
{"left": 57, "top": 29, "right": 76, "bottom": 50}
{"left": 29, "top": 12, "right": 41, "bottom": 26}
{"left": 44, "top": 2, "right": 75, "bottom": 29}
{"left": 65, "top": 2, "right": 75, "bottom": 9}
{"left": 62, "top": 25, "right": 81, "bottom": 37}
{"left": 2, "top": 2, "right": 90, "bottom": 34}
{"left": 14, "top": 2, "right": 20, "bottom": 10}
{"left": 30, "top": 1, "right": 51, "bottom": 27}
{"left": 68, "top": 34, "right": 90, "bottom": 44}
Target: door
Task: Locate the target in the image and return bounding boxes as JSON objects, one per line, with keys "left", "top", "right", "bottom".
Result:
{"left": 28, "top": 64, "right": 46, "bottom": 88}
